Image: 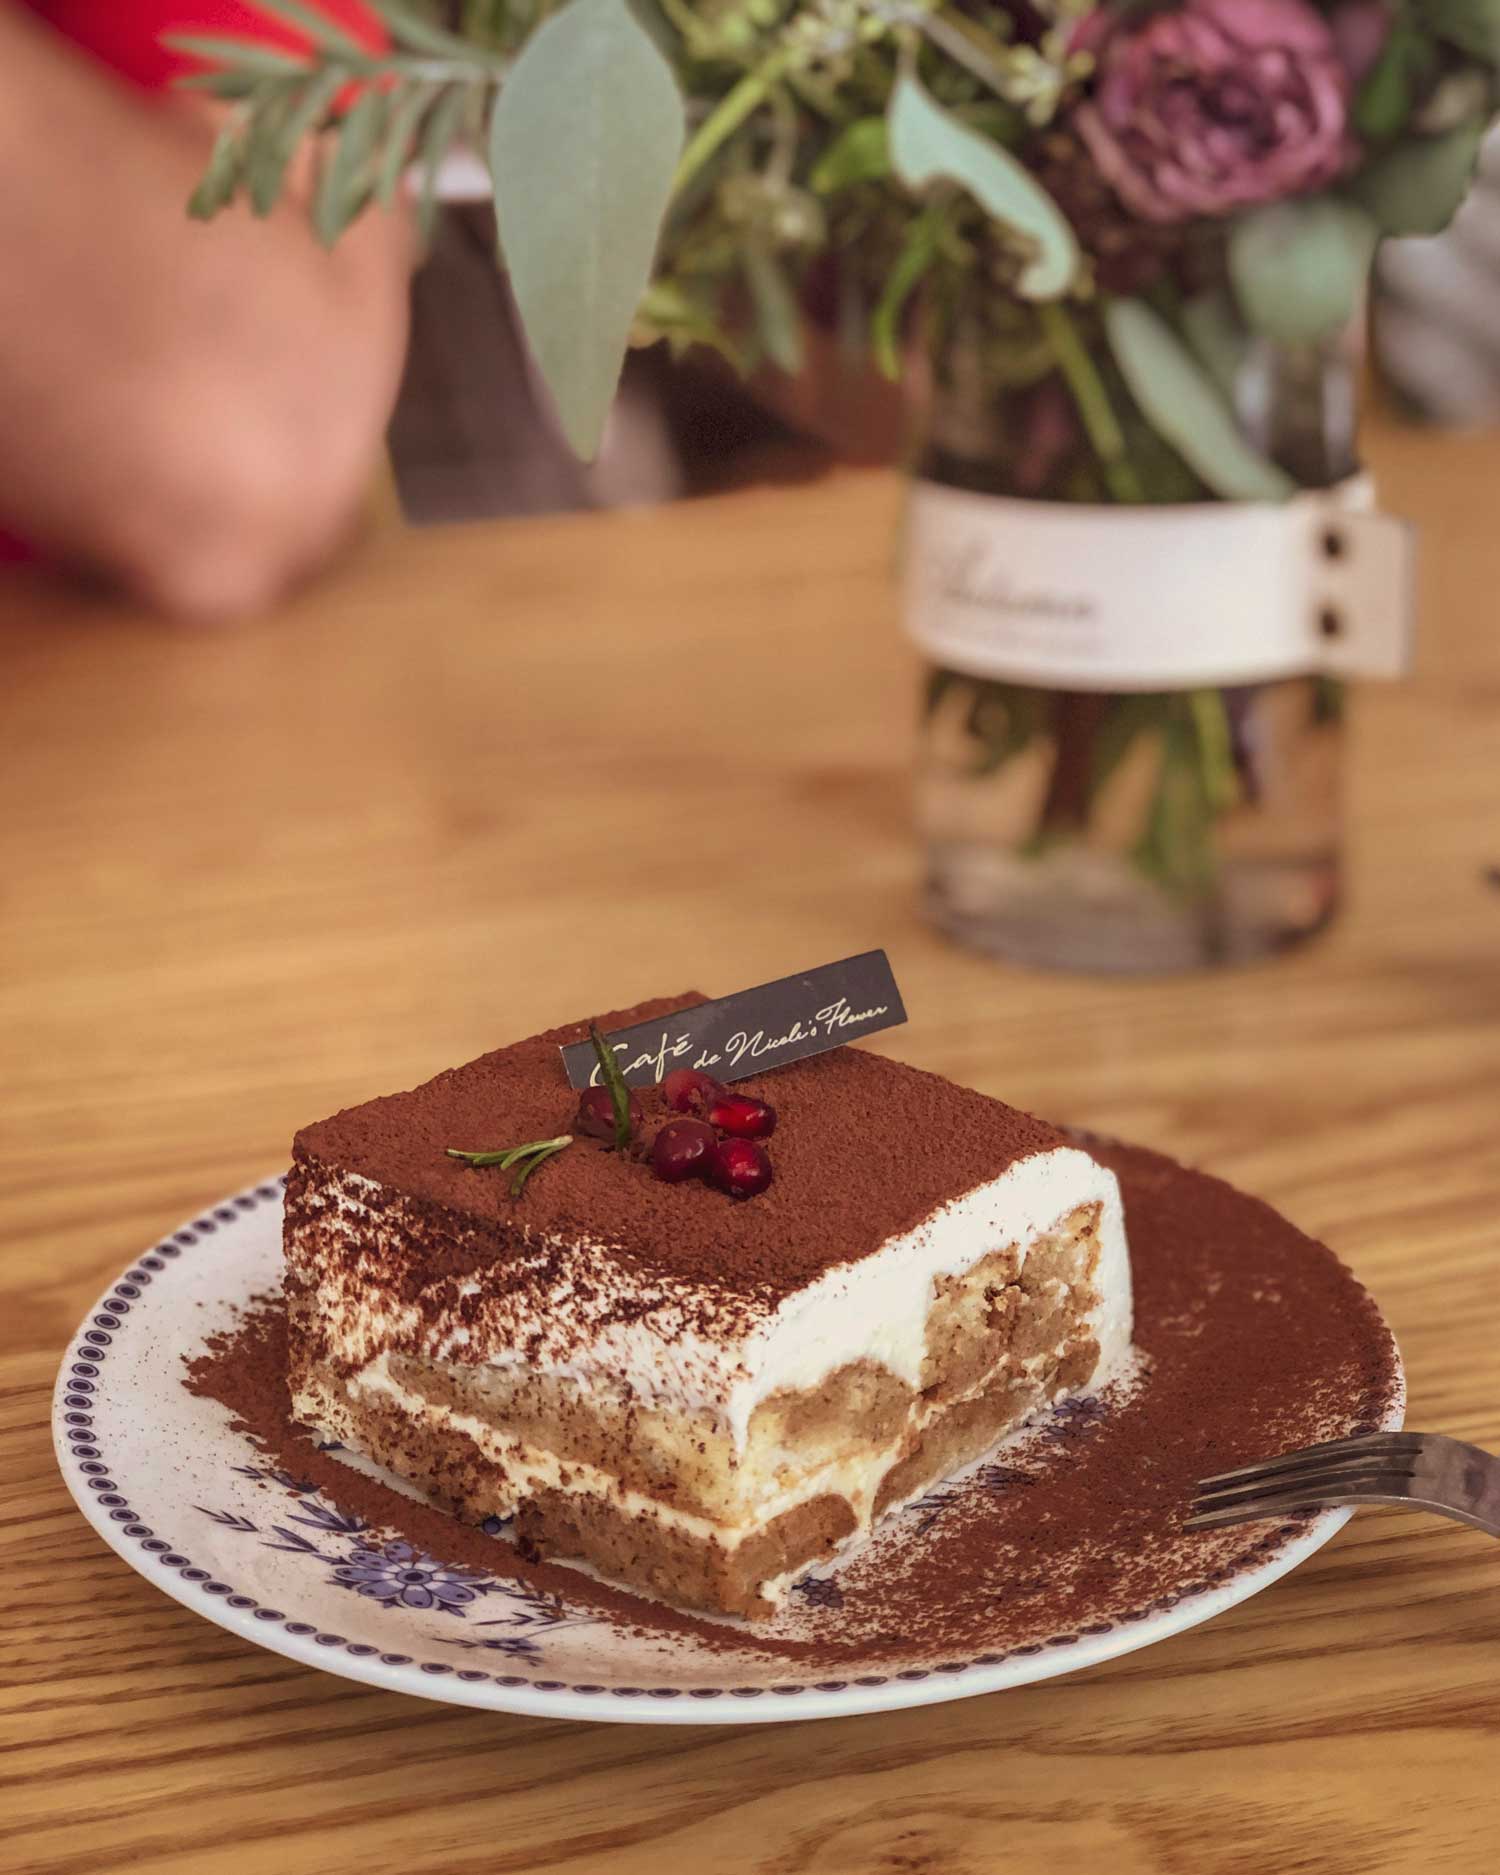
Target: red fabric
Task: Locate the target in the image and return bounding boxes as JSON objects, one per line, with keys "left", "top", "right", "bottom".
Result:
{"left": 18, "top": 0, "right": 387, "bottom": 90}
{"left": 0, "top": 0, "right": 387, "bottom": 564}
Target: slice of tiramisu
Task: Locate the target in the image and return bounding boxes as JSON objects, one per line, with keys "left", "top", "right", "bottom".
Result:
{"left": 284, "top": 995, "right": 1132, "bottom": 1617}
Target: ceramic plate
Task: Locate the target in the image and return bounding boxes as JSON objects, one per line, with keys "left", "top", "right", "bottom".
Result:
{"left": 54, "top": 1162, "right": 1403, "bottom": 1725}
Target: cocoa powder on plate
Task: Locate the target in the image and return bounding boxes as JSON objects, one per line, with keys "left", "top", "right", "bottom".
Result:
{"left": 184, "top": 1137, "right": 1400, "bottom": 1666}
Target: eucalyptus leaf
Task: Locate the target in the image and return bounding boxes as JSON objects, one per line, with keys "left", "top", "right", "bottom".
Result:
{"left": 1179, "top": 289, "right": 1248, "bottom": 401}
{"left": 626, "top": 0, "right": 679, "bottom": 61}
{"left": 1353, "top": 21, "right": 1433, "bottom": 138}
{"left": 1104, "top": 299, "right": 1295, "bottom": 503}
{"left": 366, "top": 0, "right": 499, "bottom": 59}
{"left": 1350, "top": 118, "right": 1486, "bottom": 233}
{"left": 164, "top": 33, "right": 315, "bottom": 76}
{"left": 742, "top": 241, "right": 804, "bottom": 374}
{"left": 244, "top": 82, "right": 303, "bottom": 215}
{"left": 176, "top": 69, "right": 274, "bottom": 99}
{"left": 1420, "top": 0, "right": 1500, "bottom": 64}
{"left": 1228, "top": 197, "right": 1378, "bottom": 344}
{"left": 188, "top": 122, "right": 246, "bottom": 219}
{"left": 415, "top": 85, "right": 469, "bottom": 240}
{"left": 251, "top": 66, "right": 345, "bottom": 216}
{"left": 314, "top": 88, "right": 386, "bottom": 246}
{"left": 1355, "top": 48, "right": 1413, "bottom": 140}
{"left": 375, "top": 78, "right": 439, "bottom": 205}
{"left": 887, "top": 74, "right": 1077, "bottom": 300}
{"left": 242, "top": 0, "right": 372, "bottom": 58}
{"left": 810, "top": 117, "right": 890, "bottom": 193}
{"left": 489, "top": 0, "right": 684, "bottom": 458}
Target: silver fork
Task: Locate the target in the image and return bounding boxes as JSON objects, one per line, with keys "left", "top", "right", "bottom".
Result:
{"left": 1187, "top": 1431, "right": 1500, "bottom": 1536}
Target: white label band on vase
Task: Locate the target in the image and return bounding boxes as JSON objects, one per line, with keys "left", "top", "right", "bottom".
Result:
{"left": 902, "top": 477, "right": 1415, "bottom": 690}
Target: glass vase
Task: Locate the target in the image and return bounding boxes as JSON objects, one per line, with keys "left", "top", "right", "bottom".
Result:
{"left": 912, "top": 325, "right": 1356, "bottom": 975}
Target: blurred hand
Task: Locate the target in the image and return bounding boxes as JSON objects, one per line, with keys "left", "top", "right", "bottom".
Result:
{"left": 0, "top": 7, "right": 412, "bottom": 621}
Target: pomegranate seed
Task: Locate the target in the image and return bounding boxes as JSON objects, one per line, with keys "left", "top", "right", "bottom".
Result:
{"left": 709, "top": 1093, "right": 777, "bottom": 1139}
{"left": 661, "top": 1067, "right": 723, "bottom": 1114}
{"left": 709, "top": 1136, "right": 773, "bottom": 1199}
{"left": 574, "top": 1084, "right": 640, "bottom": 1142}
{"left": 650, "top": 1119, "right": 717, "bottom": 1183}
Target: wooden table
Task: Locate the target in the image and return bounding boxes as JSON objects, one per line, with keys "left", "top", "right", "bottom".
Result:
{"left": 4, "top": 418, "right": 1499, "bottom": 1875}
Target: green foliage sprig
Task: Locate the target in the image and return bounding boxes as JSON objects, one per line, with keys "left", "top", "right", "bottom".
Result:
{"left": 446, "top": 1133, "right": 574, "bottom": 1195}
{"left": 174, "top": 0, "right": 506, "bottom": 240}
{"left": 175, "top": 0, "right": 1093, "bottom": 459}
{"left": 180, "top": 0, "right": 1500, "bottom": 497}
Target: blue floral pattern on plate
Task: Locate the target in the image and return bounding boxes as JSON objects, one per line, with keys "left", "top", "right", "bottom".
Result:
{"left": 197, "top": 1463, "right": 588, "bottom": 1660}
{"left": 336, "top": 1542, "right": 487, "bottom": 1613}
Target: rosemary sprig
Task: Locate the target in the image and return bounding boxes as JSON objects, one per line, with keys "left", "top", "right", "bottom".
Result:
{"left": 446, "top": 1133, "right": 572, "bottom": 1196}
{"left": 509, "top": 1141, "right": 569, "bottom": 1196}
{"left": 588, "top": 1024, "right": 634, "bottom": 1151}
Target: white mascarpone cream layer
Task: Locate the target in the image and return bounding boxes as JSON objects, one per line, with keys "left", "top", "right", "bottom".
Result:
{"left": 314, "top": 1146, "right": 1133, "bottom": 1451}
{"left": 340, "top": 1329, "right": 1119, "bottom": 1576}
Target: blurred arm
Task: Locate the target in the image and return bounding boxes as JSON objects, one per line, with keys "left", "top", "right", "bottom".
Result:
{"left": 0, "top": 8, "right": 412, "bottom": 620}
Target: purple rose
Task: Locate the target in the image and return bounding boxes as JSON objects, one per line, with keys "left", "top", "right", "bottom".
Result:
{"left": 1072, "top": 0, "right": 1358, "bottom": 224}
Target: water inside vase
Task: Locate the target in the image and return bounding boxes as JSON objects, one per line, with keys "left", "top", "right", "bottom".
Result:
{"left": 920, "top": 675, "right": 1342, "bottom": 974}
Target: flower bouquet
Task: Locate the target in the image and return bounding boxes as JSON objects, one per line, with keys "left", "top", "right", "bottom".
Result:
{"left": 183, "top": 0, "right": 1496, "bottom": 968}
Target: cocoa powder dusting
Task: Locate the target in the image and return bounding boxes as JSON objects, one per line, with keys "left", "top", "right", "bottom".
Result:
{"left": 184, "top": 1137, "right": 1400, "bottom": 1670}
{"left": 291, "top": 993, "right": 1069, "bottom": 1303}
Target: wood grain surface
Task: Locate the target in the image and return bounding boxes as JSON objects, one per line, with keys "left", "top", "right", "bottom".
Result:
{"left": 4, "top": 417, "right": 1499, "bottom": 1875}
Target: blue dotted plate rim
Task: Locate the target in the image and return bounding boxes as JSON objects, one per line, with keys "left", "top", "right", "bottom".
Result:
{"left": 52, "top": 1177, "right": 1405, "bottom": 1725}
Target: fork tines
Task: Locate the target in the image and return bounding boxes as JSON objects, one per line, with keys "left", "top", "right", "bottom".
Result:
{"left": 1186, "top": 1431, "right": 1419, "bottom": 1531}
{"left": 1196, "top": 1431, "right": 1421, "bottom": 1492}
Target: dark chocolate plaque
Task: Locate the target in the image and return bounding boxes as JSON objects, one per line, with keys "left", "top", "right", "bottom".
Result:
{"left": 560, "top": 951, "right": 907, "bottom": 1090}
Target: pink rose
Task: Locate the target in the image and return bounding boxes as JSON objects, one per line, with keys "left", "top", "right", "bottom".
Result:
{"left": 1072, "top": 0, "right": 1358, "bottom": 224}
